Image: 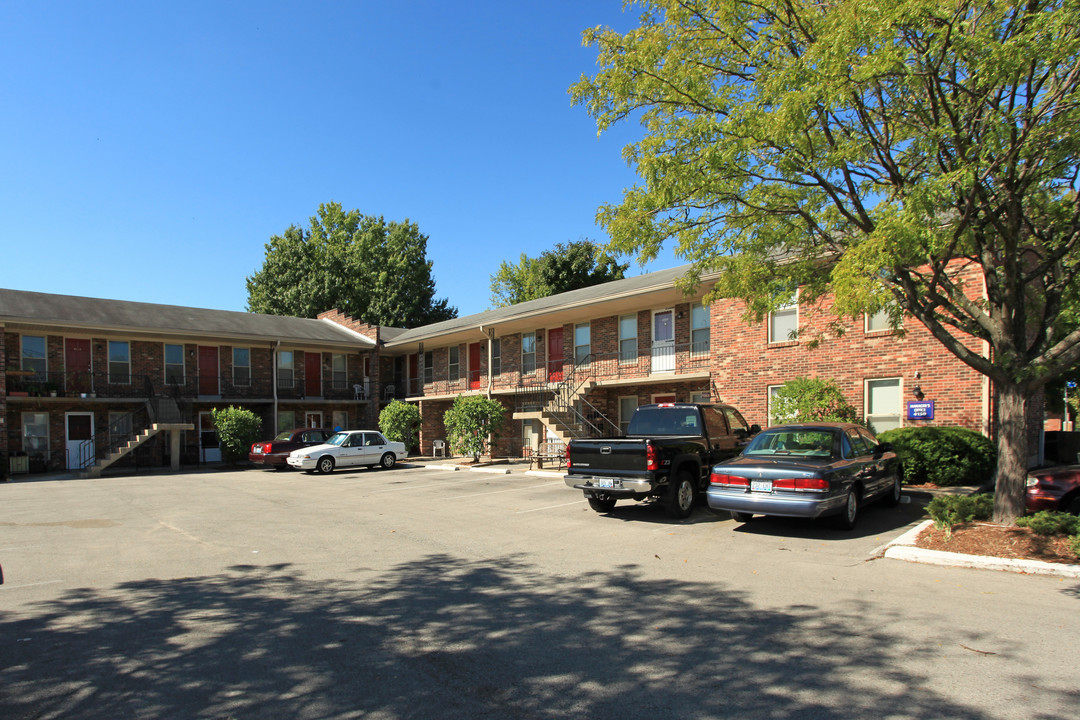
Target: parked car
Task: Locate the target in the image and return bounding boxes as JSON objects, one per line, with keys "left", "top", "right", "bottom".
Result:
{"left": 1026, "top": 465, "right": 1080, "bottom": 515}
{"left": 249, "top": 428, "right": 334, "bottom": 469}
{"left": 286, "top": 430, "right": 406, "bottom": 474}
{"left": 706, "top": 423, "right": 902, "bottom": 530}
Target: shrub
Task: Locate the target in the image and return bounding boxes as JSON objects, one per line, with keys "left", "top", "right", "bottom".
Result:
{"left": 1016, "top": 510, "right": 1080, "bottom": 537}
{"left": 769, "top": 376, "right": 860, "bottom": 425}
{"left": 877, "top": 426, "right": 996, "bottom": 487}
{"left": 1071, "top": 534, "right": 1080, "bottom": 559}
{"left": 927, "top": 493, "right": 994, "bottom": 538}
{"left": 443, "top": 395, "right": 507, "bottom": 461}
{"left": 211, "top": 406, "right": 263, "bottom": 465}
{"left": 379, "top": 400, "right": 420, "bottom": 453}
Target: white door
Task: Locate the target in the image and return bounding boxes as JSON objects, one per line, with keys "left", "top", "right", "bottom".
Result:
{"left": 305, "top": 412, "right": 322, "bottom": 428}
{"left": 65, "top": 412, "right": 94, "bottom": 470}
{"left": 199, "top": 412, "right": 221, "bottom": 463}
{"left": 651, "top": 309, "right": 675, "bottom": 373}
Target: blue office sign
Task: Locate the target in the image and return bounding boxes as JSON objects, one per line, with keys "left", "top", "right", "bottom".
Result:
{"left": 907, "top": 400, "right": 935, "bottom": 421}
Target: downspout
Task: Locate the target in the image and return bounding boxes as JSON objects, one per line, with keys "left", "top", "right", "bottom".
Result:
{"left": 272, "top": 340, "right": 280, "bottom": 435}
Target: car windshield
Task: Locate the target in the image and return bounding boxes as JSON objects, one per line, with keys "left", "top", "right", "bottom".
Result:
{"left": 744, "top": 429, "right": 835, "bottom": 458}
{"left": 273, "top": 431, "right": 293, "bottom": 441}
{"left": 325, "top": 433, "right": 349, "bottom": 447}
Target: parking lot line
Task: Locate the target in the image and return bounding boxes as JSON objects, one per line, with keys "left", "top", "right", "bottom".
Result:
{"left": 515, "top": 499, "right": 587, "bottom": 514}
{"left": 446, "top": 481, "right": 564, "bottom": 500}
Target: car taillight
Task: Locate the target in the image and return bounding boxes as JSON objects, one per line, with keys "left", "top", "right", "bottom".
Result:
{"left": 646, "top": 443, "right": 659, "bottom": 472}
{"left": 710, "top": 472, "right": 749, "bottom": 486}
{"left": 772, "top": 477, "right": 829, "bottom": 491}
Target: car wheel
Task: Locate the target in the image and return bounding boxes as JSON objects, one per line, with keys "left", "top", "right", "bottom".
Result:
{"left": 273, "top": 464, "right": 289, "bottom": 472}
{"left": 883, "top": 470, "right": 902, "bottom": 507}
{"left": 730, "top": 511, "right": 754, "bottom": 523}
{"left": 587, "top": 495, "right": 617, "bottom": 513}
{"left": 316, "top": 456, "right": 335, "bottom": 475}
{"left": 380, "top": 453, "right": 396, "bottom": 469}
{"left": 665, "top": 472, "right": 695, "bottom": 519}
{"left": 834, "top": 487, "right": 860, "bottom": 530}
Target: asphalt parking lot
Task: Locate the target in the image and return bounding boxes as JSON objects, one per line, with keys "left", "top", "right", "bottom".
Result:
{"left": 2, "top": 464, "right": 1079, "bottom": 719}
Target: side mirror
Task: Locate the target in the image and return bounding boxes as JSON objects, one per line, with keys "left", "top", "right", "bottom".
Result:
{"left": 876, "top": 441, "right": 893, "bottom": 455}
{"left": 749, "top": 424, "right": 762, "bottom": 436}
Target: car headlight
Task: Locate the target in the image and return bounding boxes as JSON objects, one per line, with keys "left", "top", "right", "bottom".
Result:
{"left": 1025, "top": 476, "right": 1039, "bottom": 488}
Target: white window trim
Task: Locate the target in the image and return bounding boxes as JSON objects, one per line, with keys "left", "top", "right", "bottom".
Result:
{"left": 164, "top": 343, "right": 185, "bottom": 384}
{"left": 864, "top": 377, "right": 904, "bottom": 431}
{"left": 768, "top": 292, "right": 799, "bottom": 343}
{"left": 767, "top": 384, "right": 784, "bottom": 426}
{"left": 690, "top": 302, "right": 710, "bottom": 356}
{"left": 21, "top": 335, "right": 48, "bottom": 377}
{"left": 619, "top": 315, "right": 638, "bottom": 364}
{"left": 521, "top": 332, "right": 536, "bottom": 375}
{"left": 574, "top": 322, "right": 591, "bottom": 364}
{"left": 109, "top": 340, "right": 131, "bottom": 385}
{"left": 448, "top": 345, "right": 460, "bottom": 381}
{"left": 233, "top": 347, "right": 251, "bottom": 387}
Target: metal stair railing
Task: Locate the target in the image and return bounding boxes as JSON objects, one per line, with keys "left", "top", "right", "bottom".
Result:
{"left": 515, "top": 353, "right": 622, "bottom": 439}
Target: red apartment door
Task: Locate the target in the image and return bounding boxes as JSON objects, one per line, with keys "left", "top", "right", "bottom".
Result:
{"left": 548, "top": 329, "right": 564, "bottom": 382}
{"left": 305, "top": 353, "right": 322, "bottom": 397}
{"left": 409, "top": 353, "right": 419, "bottom": 395}
{"left": 65, "top": 338, "right": 92, "bottom": 393}
{"left": 198, "top": 346, "right": 219, "bottom": 395}
{"left": 469, "top": 342, "right": 482, "bottom": 390}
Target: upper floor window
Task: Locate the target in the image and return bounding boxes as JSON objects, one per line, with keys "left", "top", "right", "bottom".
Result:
{"left": 574, "top": 323, "right": 591, "bottom": 364}
{"left": 109, "top": 341, "right": 130, "bottom": 384}
{"left": 691, "top": 303, "right": 710, "bottom": 356}
{"left": 522, "top": 332, "right": 536, "bottom": 374}
{"left": 165, "top": 344, "right": 185, "bottom": 384}
{"left": 619, "top": 315, "right": 637, "bottom": 364}
{"left": 866, "top": 302, "right": 898, "bottom": 333}
{"left": 448, "top": 346, "right": 460, "bottom": 381}
{"left": 278, "top": 350, "right": 294, "bottom": 389}
{"left": 233, "top": 348, "right": 251, "bottom": 386}
{"left": 332, "top": 354, "right": 347, "bottom": 389}
{"left": 492, "top": 339, "right": 501, "bottom": 376}
{"left": 769, "top": 294, "right": 799, "bottom": 343}
{"left": 424, "top": 351, "right": 434, "bottom": 384}
{"left": 21, "top": 335, "right": 46, "bottom": 380}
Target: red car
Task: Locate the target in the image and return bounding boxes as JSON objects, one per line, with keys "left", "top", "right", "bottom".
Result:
{"left": 249, "top": 428, "right": 334, "bottom": 470}
{"left": 1026, "top": 465, "right": 1080, "bottom": 514}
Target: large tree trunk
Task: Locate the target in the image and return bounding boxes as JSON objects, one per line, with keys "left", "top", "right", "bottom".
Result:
{"left": 993, "top": 383, "right": 1030, "bottom": 525}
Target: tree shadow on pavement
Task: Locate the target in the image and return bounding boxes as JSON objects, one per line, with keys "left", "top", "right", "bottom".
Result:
{"left": 0, "top": 554, "right": 1063, "bottom": 719}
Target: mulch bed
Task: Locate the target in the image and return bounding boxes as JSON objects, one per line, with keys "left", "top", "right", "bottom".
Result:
{"left": 916, "top": 523, "right": 1079, "bottom": 566}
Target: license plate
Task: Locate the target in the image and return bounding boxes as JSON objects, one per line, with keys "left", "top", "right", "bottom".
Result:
{"left": 596, "top": 478, "right": 620, "bottom": 489}
{"left": 750, "top": 480, "right": 772, "bottom": 493}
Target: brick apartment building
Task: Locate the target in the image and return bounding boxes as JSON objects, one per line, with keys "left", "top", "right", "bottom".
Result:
{"left": 1, "top": 264, "right": 1015, "bottom": 477}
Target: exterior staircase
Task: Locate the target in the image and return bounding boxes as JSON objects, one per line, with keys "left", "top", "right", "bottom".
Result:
{"left": 82, "top": 397, "right": 193, "bottom": 478}
{"left": 514, "top": 355, "right": 621, "bottom": 443}
{"left": 515, "top": 380, "right": 599, "bottom": 444}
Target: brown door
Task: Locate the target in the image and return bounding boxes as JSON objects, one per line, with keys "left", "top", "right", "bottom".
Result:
{"left": 548, "top": 329, "right": 564, "bottom": 382}
{"left": 409, "top": 353, "right": 419, "bottom": 394}
{"left": 65, "top": 338, "right": 92, "bottom": 393}
{"left": 468, "top": 342, "right": 482, "bottom": 390}
{"left": 305, "top": 352, "right": 322, "bottom": 397}
{"left": 198, "top": 346, "right": 219, "bottom": 395}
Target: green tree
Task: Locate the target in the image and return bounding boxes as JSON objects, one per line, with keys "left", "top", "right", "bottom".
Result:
{"left": 210, "top": 406, "right": 263, "bottom": 465}
{"left": 379, "top": 400, "right": 420, "bottom": 453}
{"left": 246, "top": 202, "right": 458, "bottom": 328}
{"left": 770, "top": 377, "right": 860, "bottom": 426}
{"left": 489, "top": 239, "right": 629, "bottom": 307}
{"left": 573, "top": 0, "right": 1080, "bottom": 524}
{"left": 443, "top": 395, "right": 507, "bottom": 462}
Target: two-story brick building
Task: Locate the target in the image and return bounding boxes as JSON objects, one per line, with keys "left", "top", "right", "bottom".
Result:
{"left": 2, "top": 263, "right": 1011, "bottom": 477}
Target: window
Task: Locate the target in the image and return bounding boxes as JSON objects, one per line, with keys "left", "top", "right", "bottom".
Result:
{"left": 521, "top": 332, "right": 536, "bottom": 374}
{"left": 424, "top": 351, "right": 434, "bottom": 384}
{"left": 574, "top": 323, "right": 591, "bottom": 364}
{"left": 108, "top": 341, "right": 130, "bottom": 384}
{"left": 21, "top": 335, "right": 47, "bottom": 380}
{"left": 22, "top": 413, "right": 49, "bottom": 459}
{"left": 619, "top": 315, "right": 638, "bottom": 364}
{"left": 866, "top": 303, "right": 898, "bottom": 333}
{"left": 332, "top": 410, "right": 348, "bottom": 431}
{"left": 491, "top": 339, "right": 501, "bottom": 376}
{"left": 277, "top": 350, "right": 294, "bottom": 389}
{"left": 691, "top": 390, "right": 710, "bottom": 403}
{"left": 448, "top": 346, "right": 460, "bottom": 381}
{"left": 769, "top": 295, "right": 799, "bottom": 343}
{"left": 691, "top": 303, "right": 710, "bottom": 356}
{"left": 866, "top": 378, "right": 902, "bottom": 433}
{"left": 233, "top": 348, "right": 250, "bottom": 386}
{"left": 767, "top": 385, "right": 784, "bottom": 426}
{"left": 618, "top": 396, "right": 638, "bottom": 435}
{"left": 109, "top": 412, "right": 133, "bottom": 452}
{"left": 165, "top": 344, "right": 185, "bottom": 384}
{"left": 332, "top": 354, "right": 347, "bottom": 389}
{"left": 277, "top": 410, "right": 295, "bottom": 432}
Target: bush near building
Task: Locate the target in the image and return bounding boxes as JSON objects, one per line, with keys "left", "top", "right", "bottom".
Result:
{"left": 211, "top": 406, "right": 263, "bottom": 465}
{"left": 380, "top": 400, "right": 420, "bottom": 453}
{"left": 878, "top": 426, "right": 997, "bottom": 487}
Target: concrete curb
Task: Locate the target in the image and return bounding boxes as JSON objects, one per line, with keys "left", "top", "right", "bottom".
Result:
{"left": 882, "top": 519, "right": 1080, "bottom": 578}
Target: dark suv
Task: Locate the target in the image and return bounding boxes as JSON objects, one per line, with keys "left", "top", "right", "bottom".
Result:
{"left": 249, "top": 428, "right": 333, "bottom": 470}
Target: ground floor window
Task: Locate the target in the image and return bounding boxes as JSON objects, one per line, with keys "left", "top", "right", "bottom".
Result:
{"left": 866, "top": 378, "right": 903, "bottom": 434}
{"left": 333, "top": 410, "right": 348, "bottom": 431}
{"left": 277, "top": 410, "right": 295, "bottom": 432}
{"left": 23, "top": 412, "right": 50, "bottom": 460}
{"left": 619, "top": 396, "right": 638, "bottom": 435}
{"left": 767, "top": 385, "right": 784, "bottom": 426}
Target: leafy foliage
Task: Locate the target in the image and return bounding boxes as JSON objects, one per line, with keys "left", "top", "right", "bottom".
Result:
{"left": 379, "top": 400, "right": 420, "bottom": 453}
{"left": 246, "top": 202, "right": 457, "bottom": 328}
{"left": 442, "top": 395, "right": 507, "bottom": 461}
{"left": 769, "top": 376, "right": 859, "bottom": 425}
{"left": 927, "top": 494, "right": 994, "bottom": 537}
{"left": 572, "top": 0, "right": 1080, "bottom": 523}
{"left": 210, "top": 406, "right": 263, "bottom": 465}
{"left": 1015, "top": 511, "right": 1080, "bottom": 537}
{"left": 490, "top": 239, "right": 629, "bottom": 307}
{"left": 877, "top": 427, "right": 997, "bottom": 487}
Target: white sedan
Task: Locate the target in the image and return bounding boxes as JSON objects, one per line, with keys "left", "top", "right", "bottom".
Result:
{"left": 286, "top": 430, "right": 407, "bottom": 474}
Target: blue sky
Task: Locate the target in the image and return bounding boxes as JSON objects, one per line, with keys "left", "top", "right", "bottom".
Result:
{"left": 1, "top": 1, "right": 676, "bottom": 319}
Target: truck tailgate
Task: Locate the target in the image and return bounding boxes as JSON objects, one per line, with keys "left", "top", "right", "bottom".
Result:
{"left": 567, "top": 438, "right": 649, "bottom": 477}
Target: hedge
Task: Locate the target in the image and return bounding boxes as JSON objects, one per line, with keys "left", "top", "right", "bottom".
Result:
{"left": 877, "top": 426, "right": 996, "bottom": 487}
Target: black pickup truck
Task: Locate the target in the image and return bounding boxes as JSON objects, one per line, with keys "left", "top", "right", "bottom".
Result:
{"left": 564, "top": 402, "right": 759, "bottom": 518}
